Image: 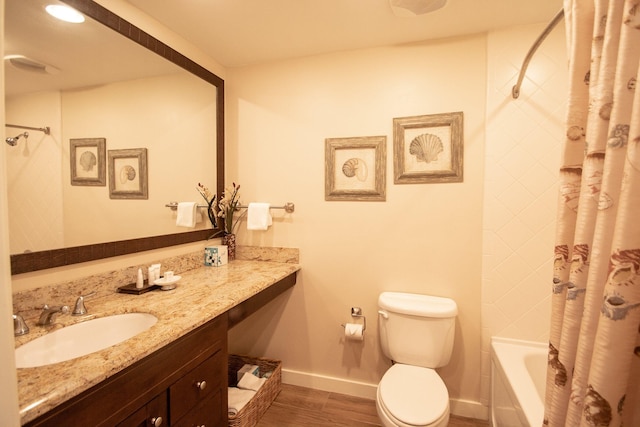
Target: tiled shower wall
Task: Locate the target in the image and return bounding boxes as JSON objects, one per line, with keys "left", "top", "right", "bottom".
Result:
{"left": 6, "top": 92, "right": 64, "bottom": 254}
{"left": 481, "top": 23, "right": 568, "bottom": 405}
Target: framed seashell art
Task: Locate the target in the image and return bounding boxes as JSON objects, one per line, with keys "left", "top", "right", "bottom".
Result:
{"left": 70, "top": 138, "right": 106, "bottom": 186}
{"left": 108, "top": 147, "right": 149, "bottom": 199}
{"left": 325, "top": 136, "right": 386, "bottom": 201}
{"left": 393, "top": 112, "right": 463, "bottom": 184}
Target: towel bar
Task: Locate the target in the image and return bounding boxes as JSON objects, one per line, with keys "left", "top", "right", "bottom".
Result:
{"left": 166, "top": 201, "right": 295, "bottom": 213}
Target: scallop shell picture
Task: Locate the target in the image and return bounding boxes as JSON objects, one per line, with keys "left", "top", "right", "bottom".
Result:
{"left": 409, "top": 133, "right": 443, "bottom": 163}
{"left": 342, "top": 158, "right": 368, "bottom": 182}
{"left": 79, "top": 150, "right": 97, "bottom": 172}
{"left": 119, "top": 165, "right": 136, "bottom": 184}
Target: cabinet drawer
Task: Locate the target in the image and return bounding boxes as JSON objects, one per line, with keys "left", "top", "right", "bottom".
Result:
{"left": 116, "top": 392, "right": 168, "bottom": 427}
{"left": 170, "top": 350, "right": 225, "bottom": 422}
{"left": 172, "top": 391, "right": 222, "bottom": 427}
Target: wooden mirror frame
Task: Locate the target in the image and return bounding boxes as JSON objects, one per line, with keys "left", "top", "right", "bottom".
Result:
{"left": 9, "top": 0, "right": 225, "bottom": 275}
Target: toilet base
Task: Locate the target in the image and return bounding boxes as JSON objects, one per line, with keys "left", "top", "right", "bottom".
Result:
{"left": 376, "top": 387, "right": 450, "bottom": 427}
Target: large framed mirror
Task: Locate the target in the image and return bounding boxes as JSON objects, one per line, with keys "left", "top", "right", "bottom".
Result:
{"left": 6, "top": 0, "right": 224, "bottom": 275}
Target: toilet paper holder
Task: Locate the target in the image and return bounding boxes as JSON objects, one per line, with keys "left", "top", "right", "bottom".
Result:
{"left": 341, "top": 307, "right": 367, "bottom": 331}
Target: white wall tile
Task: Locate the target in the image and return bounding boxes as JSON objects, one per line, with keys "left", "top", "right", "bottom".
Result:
{"left": 481, "top": 23, "right": 567, "bottom": 405}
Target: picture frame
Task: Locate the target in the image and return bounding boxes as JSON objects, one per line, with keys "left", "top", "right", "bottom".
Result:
{"left": 325, "top": 136, "right": 386, "bottom": 201}
{"left": 108, "top": 148, "right": 148, "bottom": 199}
{"left": 70, "top": 138, "right": 106, "bottom": 186}
{"left": 393, "top": 112, "right": 463, "bottom": 184}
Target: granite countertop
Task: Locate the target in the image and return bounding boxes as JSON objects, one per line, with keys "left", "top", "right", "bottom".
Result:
{"left": 15, "top": 259, "right": 300, "bottom": 425}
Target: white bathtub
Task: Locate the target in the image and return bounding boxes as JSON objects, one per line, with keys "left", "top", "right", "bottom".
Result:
{"left": 490, "top": 337, "right": 547, "bottom": 427}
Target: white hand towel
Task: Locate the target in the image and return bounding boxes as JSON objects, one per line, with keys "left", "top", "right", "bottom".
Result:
{"left": 228, "top": 387, "right": 256, "bottom": 416}
{"left": 238, "top": 372, "right": 267, "bottom": 391}
{"left": 247, "top": 202, "right": 272, "bottom": 230}
{"left": 176, "top": 202, "right": 198, "bottom": 228}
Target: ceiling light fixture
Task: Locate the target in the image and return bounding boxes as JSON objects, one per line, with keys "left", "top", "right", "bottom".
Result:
{"left": 45, "top": 4, "right": 85, "bottom": 23}
{"left": 4, "top": 55, "right": 60, "bottom": 75}
{"left": 389, "top": 0, "right": 447, "bottom": 17}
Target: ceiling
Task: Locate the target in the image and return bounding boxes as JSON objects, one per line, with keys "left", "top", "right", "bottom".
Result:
{"left": 5, "top": 0, "right": 179, "bottom": 97}
{"left": 4, "top": 0, "right": 563, "bottom": 97}
{"left": 125, "top": 0, "right": 564, "bottom": 68}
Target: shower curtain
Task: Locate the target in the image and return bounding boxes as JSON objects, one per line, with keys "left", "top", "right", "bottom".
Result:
{"left": 545, "top": 0, "right": 640, "bottom": 426}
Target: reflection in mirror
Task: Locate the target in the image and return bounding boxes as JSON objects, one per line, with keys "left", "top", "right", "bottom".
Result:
{"left": 6, "top": 0, "right": 225, "bottom": 274}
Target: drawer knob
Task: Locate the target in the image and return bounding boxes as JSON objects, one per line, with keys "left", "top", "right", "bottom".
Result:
{"left": 150, "top": 416, "right": 163, "bottom": 427}
{"left": 196, "top": 380, "right": 207, "bottom": 391}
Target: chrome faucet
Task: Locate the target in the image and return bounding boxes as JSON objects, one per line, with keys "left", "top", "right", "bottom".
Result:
{"left": 72, "top": 292, "right": 96, "bottom": 316}
{"left": 13, "top": 314, "right": 29, "bottom": 336}
{"left": 37, "top": 305, "right": 69, "bottom": 326}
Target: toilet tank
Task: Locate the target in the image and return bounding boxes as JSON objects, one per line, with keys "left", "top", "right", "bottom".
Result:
{"left": 378, "top": 292, "right": 457, "bottom": 368}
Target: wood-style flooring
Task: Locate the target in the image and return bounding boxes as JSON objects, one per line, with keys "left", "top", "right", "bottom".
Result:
{"left": 256, "top": 384, "right": 490, "bottom": 427}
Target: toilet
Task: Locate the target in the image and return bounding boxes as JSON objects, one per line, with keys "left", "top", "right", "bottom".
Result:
{"left": 376, "top": 292, "right": 458, "bottom": 427}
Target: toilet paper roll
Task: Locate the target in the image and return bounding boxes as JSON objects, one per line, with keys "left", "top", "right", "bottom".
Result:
{"left": 344, "top": 323, "right": 364, "bottom": 341}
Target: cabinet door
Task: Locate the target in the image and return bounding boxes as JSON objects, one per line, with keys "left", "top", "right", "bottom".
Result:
{"left": 172, "top": 391, "right": 223, "bottom": 427}
{"left": 117, "top": 392, "right": 168, "bottom": 427}
{"left": 169, "top": 350, "right": 224, "bottom": 421}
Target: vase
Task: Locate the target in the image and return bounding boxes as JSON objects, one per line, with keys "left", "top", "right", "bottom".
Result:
{"left": 223, "top": 233, "right": 236, "bottom": 261}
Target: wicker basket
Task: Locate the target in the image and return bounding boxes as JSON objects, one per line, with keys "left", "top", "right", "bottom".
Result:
{"left": 228, "top": 354, "right": 282, "bottom": 427}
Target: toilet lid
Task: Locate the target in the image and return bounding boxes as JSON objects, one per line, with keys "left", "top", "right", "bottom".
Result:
{"left": 379, "top": 364, "right": 449, "bottom": 426}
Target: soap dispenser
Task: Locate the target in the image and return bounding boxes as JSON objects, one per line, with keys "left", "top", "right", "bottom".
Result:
{"left": 136, "top": 268, "right": 144, "bottom": 289}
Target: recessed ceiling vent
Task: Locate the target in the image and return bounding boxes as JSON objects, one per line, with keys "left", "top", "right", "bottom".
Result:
{"left": 389, "top": 0, "right": 447, "bottom": 17}
{"left": 4, "top": 55, "right": 60, "bottom": 75}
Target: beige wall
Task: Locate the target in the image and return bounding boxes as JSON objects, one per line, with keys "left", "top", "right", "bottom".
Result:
{"left": 1, "top": 0, "right": 22, "bottom": 423}
{"left": 226, "top": 35, "right": 487, "bottom": 418}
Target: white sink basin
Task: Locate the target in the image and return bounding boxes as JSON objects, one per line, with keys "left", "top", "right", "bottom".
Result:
{"left": 15, "top": 313, "right": 158, "bottom": 368}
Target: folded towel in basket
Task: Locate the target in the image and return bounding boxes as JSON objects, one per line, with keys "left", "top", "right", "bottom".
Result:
{"left": 238, "top": 371, "right": 267, "bottom": 391}
{"left": 228, "top": 387, "right": 256, "bottom": 416}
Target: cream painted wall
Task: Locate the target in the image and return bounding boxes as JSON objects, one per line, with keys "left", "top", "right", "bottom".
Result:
{"left": 0, "top": 125, "right": 20, "bottom": 427}
{"left": 1, "top": 0, "right": 22, "bottom": 423}
{"left": 226, "top": 36, "right": 487, "bottom": 417}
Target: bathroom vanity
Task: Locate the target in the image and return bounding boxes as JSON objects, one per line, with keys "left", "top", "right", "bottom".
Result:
{"left": 15, "top": 258, "right": 300, "bottom": 426}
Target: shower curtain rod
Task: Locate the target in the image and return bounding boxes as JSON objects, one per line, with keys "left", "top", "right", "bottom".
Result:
{"left": 512, "top": 8, "right": 565, "bottom": 99}
{"left": 5, "top": 123, "right": 51, "bottom": 135}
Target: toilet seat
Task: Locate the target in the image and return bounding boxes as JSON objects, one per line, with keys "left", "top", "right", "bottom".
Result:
{"left": 377, "top": 364, "right": 449, "bottom": 426}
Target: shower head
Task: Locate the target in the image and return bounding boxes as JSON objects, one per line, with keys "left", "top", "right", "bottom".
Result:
{"left": 5, "top": 131, "right": 28, "bottom": 146}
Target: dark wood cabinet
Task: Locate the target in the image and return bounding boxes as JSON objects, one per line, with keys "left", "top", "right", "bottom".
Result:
{"left": 25, "top": 314, "right": 228, "bottom": 427}
{"left": 172, "top": 392, "right": 222, "bottom": 427}
{"left": 170, "top": 350, "right": 226, "bottom": 426}
{"left": 117, "top": 392, "right": 168, "bottom": 427}
{"left": 23, "top": 272, "right": 298, "bottom": 427}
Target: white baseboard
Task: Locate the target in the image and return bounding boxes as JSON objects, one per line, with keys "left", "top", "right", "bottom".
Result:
{"left": 281, "top": 368, "right": 489, "bottom": 421}
{"left": 282, "top": 368, "right": 378, "bottom": 399}
{"left": 450, "top": 399, "right": 490, "bottom": 421}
